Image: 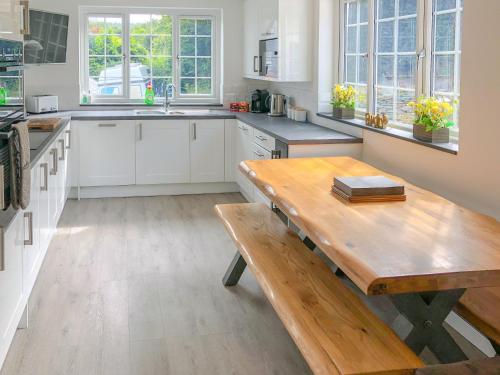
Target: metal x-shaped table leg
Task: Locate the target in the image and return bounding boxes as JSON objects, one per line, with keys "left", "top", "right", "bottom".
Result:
{"left": 391, "top": 289, "right": 467, "bottom": 363}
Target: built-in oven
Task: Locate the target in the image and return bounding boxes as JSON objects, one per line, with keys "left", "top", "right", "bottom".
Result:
{"left": 0, "top": 38, "right": 25, "bottom": 210}
{"left": 259, "top": 38, "right": 279, "bottom": 79}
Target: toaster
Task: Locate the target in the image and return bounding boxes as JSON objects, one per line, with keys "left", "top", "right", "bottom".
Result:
{"left": 26, "top": 95, "right": 59, "bottom": 114}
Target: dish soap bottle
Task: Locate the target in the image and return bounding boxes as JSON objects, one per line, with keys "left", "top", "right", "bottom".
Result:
{"left": 144, "top": 83, "right": 155, "bottom": 106}
{"left": 0, "top": 86, "right": 7, "bottom": 105}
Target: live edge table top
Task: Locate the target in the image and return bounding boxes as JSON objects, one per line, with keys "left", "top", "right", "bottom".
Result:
{"left": 240, "top": 157, "right": 500, "bottom": 296}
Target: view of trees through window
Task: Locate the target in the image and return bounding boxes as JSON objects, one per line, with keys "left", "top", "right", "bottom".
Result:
{"left": 86, "top": 11, "right": 214, "bottom": 101}
{"left": 342, "top": 0, "right": 463, "bottom": 130}
{"left": 0, "top": 72, "right": 22, "bottom": 100}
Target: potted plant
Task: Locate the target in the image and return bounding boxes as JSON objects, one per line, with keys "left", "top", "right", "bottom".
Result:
{"left": 408, "top": 96, "right": 456, "bottom": 143}
{"left": 331, "top": 84, "right": 356, "bottom": 119}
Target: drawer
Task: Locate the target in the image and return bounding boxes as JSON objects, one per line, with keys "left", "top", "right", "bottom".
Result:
{"left": 253, "top": 128, "right": 275, "bottom": 152}
{"left": 252, "top": 143, "right": 272, "bottom": 160}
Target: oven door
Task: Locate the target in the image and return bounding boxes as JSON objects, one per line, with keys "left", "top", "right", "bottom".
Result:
{"left": 259, "top": 38, "right": 279, "bottom": 79}
{"left": 0, "top": 39, "right": 24, "bottom": 72}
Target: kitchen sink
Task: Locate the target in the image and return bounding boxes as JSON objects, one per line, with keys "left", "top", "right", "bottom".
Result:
{"left": 134, "top": 109, "right": 216, "bottom": 116}
{"left": 134, "top": 109, "right": 168, "bottom": 115}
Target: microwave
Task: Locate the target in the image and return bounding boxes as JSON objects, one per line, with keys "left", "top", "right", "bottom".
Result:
{"left": 259, "top": 38, "right": 279, "bottom": 79}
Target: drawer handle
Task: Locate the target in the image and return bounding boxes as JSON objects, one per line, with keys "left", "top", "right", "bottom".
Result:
{"left": 65, "top": 130, "right": 71, "bottom": 149}
{"left": 253, "top": 151, "right": 265, "bottom": 158}
{"left": 50, "top": 148, "right": 58, "bottom": 175}
{"left": 40, "top": 163, "right": 48, "bottom": 191}
{"left": 58, "top": 139, "right": 65, "bottom": 161}
{"left": 256, "top": 135, "right": 267, "bottom": 141}
{"left": 193, "top": 122, "right": 197, "bottom": 140}
{"left": 24, "top": 212, "right": 33, "bottom": 246}
{"left": 98, "top": 123, "right": 117, "bottom": 127}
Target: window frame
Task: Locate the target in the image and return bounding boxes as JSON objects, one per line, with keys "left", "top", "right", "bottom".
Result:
{"left": 338, "top": 0, "right": 461, "bottom": 139}
{"left": 79, "top": 7, "right": 221, "bottom": 105}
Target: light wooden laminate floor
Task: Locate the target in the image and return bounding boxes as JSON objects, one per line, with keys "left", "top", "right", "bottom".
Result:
{"left": 0, "top": 194, "right": 312, "bottom": 375}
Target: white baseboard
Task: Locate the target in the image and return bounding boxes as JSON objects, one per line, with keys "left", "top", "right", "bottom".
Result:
{"left": 69, "top": 182, "right": 240, "bottom": 199}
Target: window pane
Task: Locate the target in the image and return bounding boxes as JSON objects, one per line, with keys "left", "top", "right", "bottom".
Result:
{"left": 436, "top": 0, "right": 456, "bottom": 11}
{"left": 130, "top": 14, "right": 150, "bottom": 34}
{"left": 152, "top": 78, "right": 172, "bottom": 97}
{"left": 397, "top": 55, "right": 416, "bottom": 89}
{"left": 180, "top": 58, "right": 196, "bottom": 77}
{"left": 348, "top": 2, "right": 358, "bottom": 24}
{"left": 130, "top": 56, "right": 151, "bottom": 73}
{"left": 435, "top": 13, "right": 456, "bottom": 51}
{"left": 197, "top": 37, "right": 211, "bottom": 57}
{"left": 377, "top": 21, "right": 394, "bottom": 52}
{"left": 180, "top": 19, "right": 196, "bottom": 35}
{"left": 89, "top": 56, "right": 105, "bottom": 76}
{"left": 106, "top": 35, "right": 122, "bottom": 56}
{"left": 360, "top": 0, "right": 369, "bottom": 22}
{"left": 359, "top": 25, "right": 368, "bottom": 53}
{"left": 399, "top": 0, "right": 417, "bottom": 16}
{"left": 356, "top": 85, "right": 368, "bottom": 110}
{"left": 180, "top": 78, "right": 196, "bottom": 94}
{"left": 378, "top": 0, "right": 395, "bottom": 19}
{"left": 106, "top": 18, "right": 122, "bottom": 34}
{"left": 152, "top": 36, "right": 172, "bottom": 56}
{"left": 88, "top": 17, "right": 105, "bottom": 34}
{"left": 434, "top": 55, "right": 454, "bottom": 92}
{"left": 197, "top": 58, "right": 211, "bottom": 77}
{"left": 130, "top": 36, "right": 151, "bottom": 55}
{"left": 197, "top": 79, "right": 212, "bottom": 94}
{"left": 151, "top": 15, "right": 172, "bottom": 34}
{"left": 347, "top": 26, "right": 357, "bottom": 53}
{"left": 398, "top": 18, "right": 416, "bottom": 52}
{"left": 180, "top": 37, "right": 195, "bottom": 56}
{"left": 375, "top": 87, "right": 394, "bottom": 119}
{"left": 359, "top": 56, "right": 368, "bottom": 84}
{"left": 89, "top": 36, "right": 105, "bottom": 55}
{"left": 197, "top": 20, "right": 212, "bottom": 36}
{"left": 396, "top": 90, "right": 415, "bottom": 123}
{"left": 346, "top": 55, "right": 357, "bottom": 83}
{"left": 152, "top": 57, "right": 172, "bottom": 77}
{"left": 377, "top": 56, "right": 394, "bottom": 86}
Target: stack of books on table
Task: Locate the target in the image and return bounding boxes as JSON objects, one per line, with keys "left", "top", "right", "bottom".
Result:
{"left": 332, "top": 176, "right": 406, "bottom": 203}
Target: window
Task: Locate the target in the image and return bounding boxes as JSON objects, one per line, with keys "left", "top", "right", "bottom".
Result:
{"left": 81, "top": 7, "right": 220, "bottom": 104}
{"left": 340, "top": 0, "right": 463, "bottom": 132}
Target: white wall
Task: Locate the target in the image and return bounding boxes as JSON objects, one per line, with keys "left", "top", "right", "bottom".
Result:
{"left": 25, "top": 0, "right": 246, "bottom": 109}
{"left": 267, "top": 0, "right": 500, "bottom": 220}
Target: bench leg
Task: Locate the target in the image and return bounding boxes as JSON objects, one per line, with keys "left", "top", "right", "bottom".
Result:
{"left": 222, "top": 251, "right": 247, "bottom": 287}
{"left": 391, "top": 289, "right": 468, "bottom": 364}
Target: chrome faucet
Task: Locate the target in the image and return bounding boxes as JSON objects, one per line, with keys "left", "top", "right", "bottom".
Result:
{"left": 164, "top": 83, "right": 176, "bottom": 112}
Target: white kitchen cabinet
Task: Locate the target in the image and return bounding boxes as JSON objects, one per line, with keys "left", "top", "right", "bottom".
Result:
{"left": 0, "top": 0, "right": 22, "bottom": 39}
{"left": 243, "top": 0, "right": 261, "bottom": 77}
{"left": 243, "top": 0, "right": 313, "bottom": 82}
{"left": 22, "top": 161, "right": 42, "bottom": 296}
{"left": 136, "top": 120, "right": 190, "bottom": 185}
{"left": 234, "top": 120, "right": 255, "bottom": 200}
{"left": 0, "top": 211, "right": 25, "bottom": 367}
{"left": 190, "top": 120, "right": 225, "bottom": 183}
{"left": 78, "top": 121, "right": 136, "bottom": 187}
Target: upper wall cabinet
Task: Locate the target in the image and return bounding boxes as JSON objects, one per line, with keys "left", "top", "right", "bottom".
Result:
{"left": 243, "top": 0, "right": 313, "bottom": 82}
{"left": 0, "top": 0, "right": 28, "bottom": 41}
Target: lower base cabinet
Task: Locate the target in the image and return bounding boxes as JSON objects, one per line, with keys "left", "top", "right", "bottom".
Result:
{"left": 190, "top": 120, "right": 225, "bottom": 183}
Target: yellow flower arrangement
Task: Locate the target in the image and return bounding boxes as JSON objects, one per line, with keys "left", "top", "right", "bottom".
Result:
{"left": 331, "top": 84, "right": 357, "bottom": 109}
{"left": 408, "top": 96, "right": 456, "bottom": 131}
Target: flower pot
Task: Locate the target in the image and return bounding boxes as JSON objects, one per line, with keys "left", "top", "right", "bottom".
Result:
{"left": 413, "top": 124, "right": 450, "bottom": 143}
{"left": 332, "top": 107, "right": 355, "bottom": 120}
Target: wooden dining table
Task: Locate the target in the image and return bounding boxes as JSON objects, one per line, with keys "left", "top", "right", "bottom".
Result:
{"left": 237, "top": 156, "right": 500, "bottom": 363}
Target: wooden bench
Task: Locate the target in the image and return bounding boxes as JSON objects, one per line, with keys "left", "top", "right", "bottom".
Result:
{"left": 216, "top": 203, "right": 424, "bottom": 375}
{"left": 455, "top": 287, "right": 500, "bottom": 353}
{"left": 414, "top": 357, "right": 500, "bottom": 374}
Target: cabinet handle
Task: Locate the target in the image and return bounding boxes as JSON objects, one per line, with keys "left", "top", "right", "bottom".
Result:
{"left": 40, "top": 163, "right": 48, "bottom": 191}
{"left": 253, "top": 56, "right": 259, "bottom": 73}
{"left": 24, "top": 212, "right": 33, "bottom": 246}
{"left": 98, "top": 123, "right": 117, "bottom": 127}
{"left": 58, "top": 139, "right": 65, "bottom": 161}
{"left": 50, "top": 148, "right": 58, "bottom": 175}
{"left": 253, "top": 151, "right": 265, "bottom": 158}
{"left": 256, "top": 135, "right": 267, "bottom": 141}
{"left": 193, "top": 122, "right": 197, "bottom": 140}
{"left": 138, "top": 123, "right": 143, "bottom": 141}
{"left": 65, "top": 130, "right": 71, "bottom": 149}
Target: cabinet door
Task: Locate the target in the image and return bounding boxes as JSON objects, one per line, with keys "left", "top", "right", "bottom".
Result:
{"left": 190, "top": 120, "right": 225, "bottom": 183}
{"left": 0, "top": 0, "right": 22, "bottom": 38}
{"left": 235, "top": 121, "right": 255, "bottom": 200}
{"left": 259, "top": 0, "right": 279, "bottom": 39}
{"left": 78, "top": 121, "right": 136, "bottom": 187}
{"left": 243, "top": 0, "right": 260, "bottom": 77}
{"left": 22, "top": 162, "right": 42, "bottom": 296}
{"left": 38, "top": 154, "right": 51, "bottom": 258}
{"left": 0, "top": 212, "right": 25, "bottom": 367}
{"left": 136, "top": 120, "right": 190, "bottom": 185}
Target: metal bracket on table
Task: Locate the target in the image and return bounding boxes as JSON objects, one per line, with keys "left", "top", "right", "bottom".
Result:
{"left": 391, "top": 289, "right": 467, "bottom": 364}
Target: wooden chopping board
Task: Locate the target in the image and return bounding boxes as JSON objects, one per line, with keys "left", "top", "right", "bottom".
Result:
{"left": 28, "top": 118, "right": 62, "bottom": 131}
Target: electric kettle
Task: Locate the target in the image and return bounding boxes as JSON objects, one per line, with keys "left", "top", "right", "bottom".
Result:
{"left": 266, "top": 94, "right": 287, "bottom": 117}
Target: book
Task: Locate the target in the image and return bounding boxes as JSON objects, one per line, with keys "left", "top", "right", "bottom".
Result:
{"left": 334, "top": 176, "right": 405, "bottom": 197}
{"left": 332, "top": 186, "right": 407, "bottom": 203}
